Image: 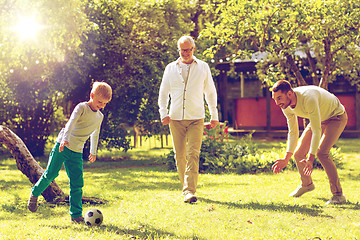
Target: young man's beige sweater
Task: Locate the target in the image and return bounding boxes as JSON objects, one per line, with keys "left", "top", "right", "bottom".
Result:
{"left": 282, "top": 85, "right": 345, "bottom": 155}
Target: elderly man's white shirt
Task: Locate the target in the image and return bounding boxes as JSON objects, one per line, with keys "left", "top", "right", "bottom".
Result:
{"left": 158, "top": 56, "right": 219, "bottom": 121}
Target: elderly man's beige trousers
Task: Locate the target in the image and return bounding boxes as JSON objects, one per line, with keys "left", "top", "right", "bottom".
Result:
{"left": 169, "top": 119, "right": 204, "bottom": 195}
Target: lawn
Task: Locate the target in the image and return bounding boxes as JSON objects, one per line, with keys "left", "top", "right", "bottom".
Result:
{"left": 0, "top": 137, "right": 359, "bottom": 239}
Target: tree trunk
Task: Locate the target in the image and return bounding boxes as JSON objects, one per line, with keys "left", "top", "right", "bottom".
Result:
{"left": 305, "top": 49, "right": 320, "bottom": 86}
{"left": 319, "top": 38, "right": 332, "bottom": 90}
{"left": 0, "top": 125, "right": 65, "bottom": 203}
{"left": 190, "top": 0, "right": 205, "bottom": 39}
{"left": 284, "top": 52, "right": 308, "bottom": 86}
{"left": 0, "top": 125, "right": 105, "bottom": 205}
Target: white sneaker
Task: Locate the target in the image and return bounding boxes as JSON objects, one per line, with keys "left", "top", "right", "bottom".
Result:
{"left": 184, "top": 193, "right": 197, "bottom": 203}
{"left": 289, "top": 183, "right": 315, "bottom": 197}
{"left": 325, "top": 195, "right": 346, "bottom": 205}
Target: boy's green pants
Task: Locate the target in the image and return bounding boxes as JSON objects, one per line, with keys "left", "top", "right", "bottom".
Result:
{"left": 31, "top": 142, "right": 84, "bottom": 219}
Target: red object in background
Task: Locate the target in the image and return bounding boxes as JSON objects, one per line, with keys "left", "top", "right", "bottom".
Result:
{"left": 204, "top": 122, "right": 229, "bottom": 141}
{"left": 204, "top": 122, "right": 228, "bottom": 132}
{"left": 235, "top": 94, "right": 356, "bottom": 129}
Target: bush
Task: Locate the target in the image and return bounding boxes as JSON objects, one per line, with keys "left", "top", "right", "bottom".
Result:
{"left": 165, "top": 123, "right": 262, "bottom": 174}
{"left": 164, "top": 123, "right": 344, "bottom": 174}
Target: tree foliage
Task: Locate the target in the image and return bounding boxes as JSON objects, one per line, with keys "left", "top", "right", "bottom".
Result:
{"left": 201, "top": 0, "right": 360, "bottom": 89}
{"left": 0, "top": 0, "right": 90, "bottom": 156}
{"left": 83, "top": 0, "right": 221, "bottom": 151}
{"left": 0, "top": 0, "right": 225, "bottom": 155}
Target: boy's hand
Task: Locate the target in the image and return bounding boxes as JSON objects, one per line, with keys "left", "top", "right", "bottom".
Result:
{"left": 59, "top": 141, "right": 70, "bottom": 152}
{"left": 89, "top": 154, "right": 96, "bottom": 163}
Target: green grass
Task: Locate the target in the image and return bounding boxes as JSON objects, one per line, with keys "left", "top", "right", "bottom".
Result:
{"left": 1, "top": 138, "right": 360, "bottom": 239}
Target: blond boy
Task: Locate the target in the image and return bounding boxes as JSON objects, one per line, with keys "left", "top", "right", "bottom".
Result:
{"left": 28, "top": 82, "right": 112, "bottom": 223}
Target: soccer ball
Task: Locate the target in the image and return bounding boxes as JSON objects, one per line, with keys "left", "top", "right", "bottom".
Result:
{"left": 84, "top": 209, "right": 103, "bottom": 227}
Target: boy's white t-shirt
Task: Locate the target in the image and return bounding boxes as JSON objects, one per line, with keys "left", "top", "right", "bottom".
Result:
{"left": 56, "top": 102, "right": 104, "bottom": 155}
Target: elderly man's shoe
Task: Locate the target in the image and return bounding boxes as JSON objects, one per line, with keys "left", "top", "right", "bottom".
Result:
{"left": 184, "top": 193, "right": 197, "bottom": 203}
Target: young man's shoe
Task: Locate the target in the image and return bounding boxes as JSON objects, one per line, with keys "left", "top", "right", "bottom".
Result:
{"left": 184, "top": 192, "right": 197, "bottom": 203}
{"left": 71, "top": 216, "right": 84, "bottom": 224}
{"left": 325, "top": 195, "right": 346, "bottom": 205}
{"left": 289, "top": 183, "right": 315, "bottom": 197}
{"left": 27, "top": 193, "right": 38, "bottom": 212}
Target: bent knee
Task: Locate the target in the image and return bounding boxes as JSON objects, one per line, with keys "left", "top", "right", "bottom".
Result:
{"left": 293, "top": 151, "right": 306, "bottom": 161}
{"left": 317, "top": 150, "right": 330, "bottom": 161}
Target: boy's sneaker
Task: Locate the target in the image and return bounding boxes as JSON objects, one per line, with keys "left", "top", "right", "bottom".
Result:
{"left": 184, "top": 192, "right": 197, "bottom": 203}
{"left": 27, "top": 193, "right": 38, "bottom": 212}
{"left": 289, "top": 183, "right": 315, "bottom": 197}
{"left": 71, "top": 216, "right": 84, "bottom": 224}
{"left": 325, "top": 195, "right": 346, "bottom": 205}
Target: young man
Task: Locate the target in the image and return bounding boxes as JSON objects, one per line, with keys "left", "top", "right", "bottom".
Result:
{"left": 271, "top": 80, "right": 347, "bottom": 205}
{"left": 27, "top": 82, "right": 112, "bottom": 223}
{"left": 158, "top": 36, "right": 219, "bottom": 203}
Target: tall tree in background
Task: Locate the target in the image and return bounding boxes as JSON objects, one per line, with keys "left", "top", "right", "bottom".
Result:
{"left": 0, "top": 0, "right": 224, "bottom": 155}
{"left": 0, "top": 0, "right": 90, "bottom": 156}
{"left": 83, "top": 0, "right": 214, "bottom": 150}
{"left": 201, "top": 0, "right": 360, "bottom": 89}
{"left": 0, "top": 0, "right": 224, "bottom": 203}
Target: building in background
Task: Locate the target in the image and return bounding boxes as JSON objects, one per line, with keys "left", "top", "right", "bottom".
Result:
{"left": 215, "top": 54, "right": 360, "bottom": 138}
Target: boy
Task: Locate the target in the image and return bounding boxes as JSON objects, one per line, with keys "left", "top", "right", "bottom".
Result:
{"left": 27, "top": 81, "right": 112, "bottom": 223}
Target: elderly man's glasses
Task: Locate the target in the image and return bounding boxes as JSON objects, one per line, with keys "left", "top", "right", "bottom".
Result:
{"left": 178, "top": 48, "right": 193, "bottom": 53}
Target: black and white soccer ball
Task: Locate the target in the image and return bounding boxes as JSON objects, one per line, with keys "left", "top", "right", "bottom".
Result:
{"left": 84, "top": 209, "right": 103, "bottom": 227}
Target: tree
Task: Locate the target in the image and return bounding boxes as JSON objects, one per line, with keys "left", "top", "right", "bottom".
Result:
{"left": 0, "top": 0, "right": 91, "bottom": 156}
{"left": 201, "top": 0, "right": 360, "bottom": 89}
{"left": 0, "top": 125, "right": 64, "bottom": 202}
{"left": 0, "top": 0, "right": 225, "bottom": 204}
{"left": 82, "top": 0, "right": 194, "bottom": 150}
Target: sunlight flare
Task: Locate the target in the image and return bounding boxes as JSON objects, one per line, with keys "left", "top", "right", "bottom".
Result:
{"left": 12, "top": 15, "right": 44, "bottom": 41}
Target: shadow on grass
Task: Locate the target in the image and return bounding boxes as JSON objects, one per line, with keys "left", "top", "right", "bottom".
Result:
{"left": 0, "top": 162, "right": 19, "bottom": 171}
{"left": 0, "top": 200, "right": 67, "bottom": 222}
{"left": 343, "top": 172, "right": 360, "bottom": 181}
{"left": 316, "top": 198, "right": 360, "bottom": 210}
{"left": 43, "top": 222, "right": 207, "bottom": 240}
{"left": 101, "top": 223, "right": 206, "bottom": 240}
{"left": 199, "top": 197, "right": 333, "bottom": 218}
{"left": 0, "top": 179, "right": 29, "bottom": 190}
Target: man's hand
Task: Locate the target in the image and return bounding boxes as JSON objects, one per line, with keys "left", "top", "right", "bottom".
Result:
{"left": 161, "top": 116, "right": 171, "bottom": 125}
{"left": 89, "top": 154, "right": 96, "bottom": 163}
{"left": 210, "top": 120, "right": 219, "bottom": 128}
{"left": 59, "top": 141, "right": 70, "bottom": 152}
{"left": 271, "top": 158, "right": 289, "bottom": 174}
{"left": 300, "top": 154, "right": 315, "bottom": 176}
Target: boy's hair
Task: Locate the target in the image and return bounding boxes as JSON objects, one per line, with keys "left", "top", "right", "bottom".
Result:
{"left": 272, "top": 80, "right": 293, "bottom": 93}
{"left": 177, "top": 36, "right": 196, "bottom": 49}
{"left": 91, "top": 81, "right": 112, "bottom": 100}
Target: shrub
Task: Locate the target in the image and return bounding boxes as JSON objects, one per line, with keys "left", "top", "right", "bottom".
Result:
{"left": 165, "top": 123, "right": 261, "bottom": 174}
{"left": 164, "top": 123, "right": 344, "bottom": 174}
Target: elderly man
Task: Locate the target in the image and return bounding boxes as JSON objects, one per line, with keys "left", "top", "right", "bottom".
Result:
{"left": 158, "top": 36, "right": 219, "bottom": 203}
{"left": 271, "top": 80, "right": 347, "bottom": 205}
